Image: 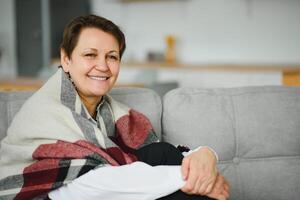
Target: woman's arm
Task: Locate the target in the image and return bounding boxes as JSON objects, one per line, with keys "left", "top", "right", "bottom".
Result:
{"left": 49, "top": 162, "right": 185, "bottom": 200}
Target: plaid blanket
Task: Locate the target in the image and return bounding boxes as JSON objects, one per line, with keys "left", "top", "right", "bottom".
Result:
{"left": 0, "top": 68, "right": 158, "bottom": 199}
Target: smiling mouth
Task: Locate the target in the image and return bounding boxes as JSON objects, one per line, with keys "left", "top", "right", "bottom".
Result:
{"left": 88, "top": 75, "right": 109, "bottom": 81}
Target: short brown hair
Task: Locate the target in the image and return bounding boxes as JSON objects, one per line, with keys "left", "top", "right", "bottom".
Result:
{"left": 60, "top": 14, "right": 126, "bottom": 59}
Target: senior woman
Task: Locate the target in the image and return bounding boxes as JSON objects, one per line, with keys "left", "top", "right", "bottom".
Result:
{"left": 0, "top": 15, "right": 229, "bottom": 200}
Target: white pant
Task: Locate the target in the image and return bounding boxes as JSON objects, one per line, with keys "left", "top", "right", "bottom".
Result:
{"left": 49, "top": 162, "right": 185, "bottom": 200}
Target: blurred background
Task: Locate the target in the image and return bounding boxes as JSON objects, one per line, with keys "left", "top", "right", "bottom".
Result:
{"left": 0, "top": 0, "right": 300, "bottom": 94}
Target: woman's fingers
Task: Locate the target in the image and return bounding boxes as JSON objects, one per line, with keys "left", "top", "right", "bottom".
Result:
{"left": 181, "top": 165, "right": 199, "bottom": 193}
{"left": 206, "top": 173, "right": 230, "bottom": 200}
{"left": 181, "top": 156, "right": 190, "bottom": 180}
{"left": 198, "top": 173, "right": 216, "bottom": 195}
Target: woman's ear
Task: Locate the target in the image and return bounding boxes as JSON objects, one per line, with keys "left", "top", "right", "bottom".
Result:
{"left": 60, "top": 49, "right": 70, "bottom": 72}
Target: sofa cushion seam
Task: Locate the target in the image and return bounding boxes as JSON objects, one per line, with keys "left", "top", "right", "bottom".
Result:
{"left": 230, "top": 95, "right": 244, "bottom": 199}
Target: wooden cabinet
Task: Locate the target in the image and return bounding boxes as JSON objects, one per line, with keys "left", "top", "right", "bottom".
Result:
{"left": 0, "top": 78, "right": 43, "bottom": 91}
{"left": 283, "top": 71, "right": 300, "bottom": 86}
{"left": 1, "top": 62, "right": 300, "bottom": 91}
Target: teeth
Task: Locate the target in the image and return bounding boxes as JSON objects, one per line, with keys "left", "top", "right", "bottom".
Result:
{"left": 89, "top": 76, "right": 108, "bottom": 81}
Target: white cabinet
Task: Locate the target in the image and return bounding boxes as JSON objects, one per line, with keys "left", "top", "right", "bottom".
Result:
{"left": 117, "top": 62, "right": 283, "bottom": 88}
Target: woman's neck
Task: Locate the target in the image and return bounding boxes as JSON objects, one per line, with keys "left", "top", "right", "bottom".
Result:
{"left": 78, "top": 93, "right": 102, "bottom": 119}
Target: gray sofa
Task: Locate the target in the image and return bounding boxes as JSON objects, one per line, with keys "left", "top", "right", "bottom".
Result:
{"left": 0, "top": 86, "right": 299, "bottom": 200}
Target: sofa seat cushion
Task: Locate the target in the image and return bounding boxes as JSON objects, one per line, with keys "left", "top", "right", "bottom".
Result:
{"left": 0, "top": 91, "right": 34, "bottom": 142}
{"left": 162, "top": 86, "right": 300, "bottom": 200}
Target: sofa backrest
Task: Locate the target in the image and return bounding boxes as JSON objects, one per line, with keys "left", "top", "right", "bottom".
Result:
{"left": 0, "top": 87, "right": 162, "bottom": 143}
{"left": 162, "top": 86, "right": 300, "bottom": 200}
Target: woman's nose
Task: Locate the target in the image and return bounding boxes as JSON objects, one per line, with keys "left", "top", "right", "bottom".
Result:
{"left": 95, "top": 56, "right": 109, "bottom": 71}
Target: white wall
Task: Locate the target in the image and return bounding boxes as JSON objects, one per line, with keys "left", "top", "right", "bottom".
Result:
{"left": 0, "top": 0, "right": 16, "bottom": 78}
{"left": 0, "top": 0, "right": 298, "bottom": 84}
{"left": 91, "top": 0, "right": 300, "bottom": 64}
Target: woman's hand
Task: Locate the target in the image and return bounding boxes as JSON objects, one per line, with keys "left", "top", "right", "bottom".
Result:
{"left": 206, "top": 173, "right": 230, "bottom": 200}
{"left": 181, "top": 147, "right": 218, "bottom": 195}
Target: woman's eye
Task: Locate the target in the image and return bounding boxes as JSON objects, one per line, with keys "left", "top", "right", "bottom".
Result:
{"left": 107, "top": 55, "right": 119, "bottom": 61}
{"left": 85, "top": 53, "right": 96, "bottom": 58}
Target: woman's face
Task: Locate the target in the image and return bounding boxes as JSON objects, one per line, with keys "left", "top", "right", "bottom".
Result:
{"left": 61, "top": 27, "right": 120, "bottom": 102}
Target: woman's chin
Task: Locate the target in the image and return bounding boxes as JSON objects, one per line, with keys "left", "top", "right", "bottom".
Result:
{"left": 89, "top": 88, "right": 111, "bottom": 98}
